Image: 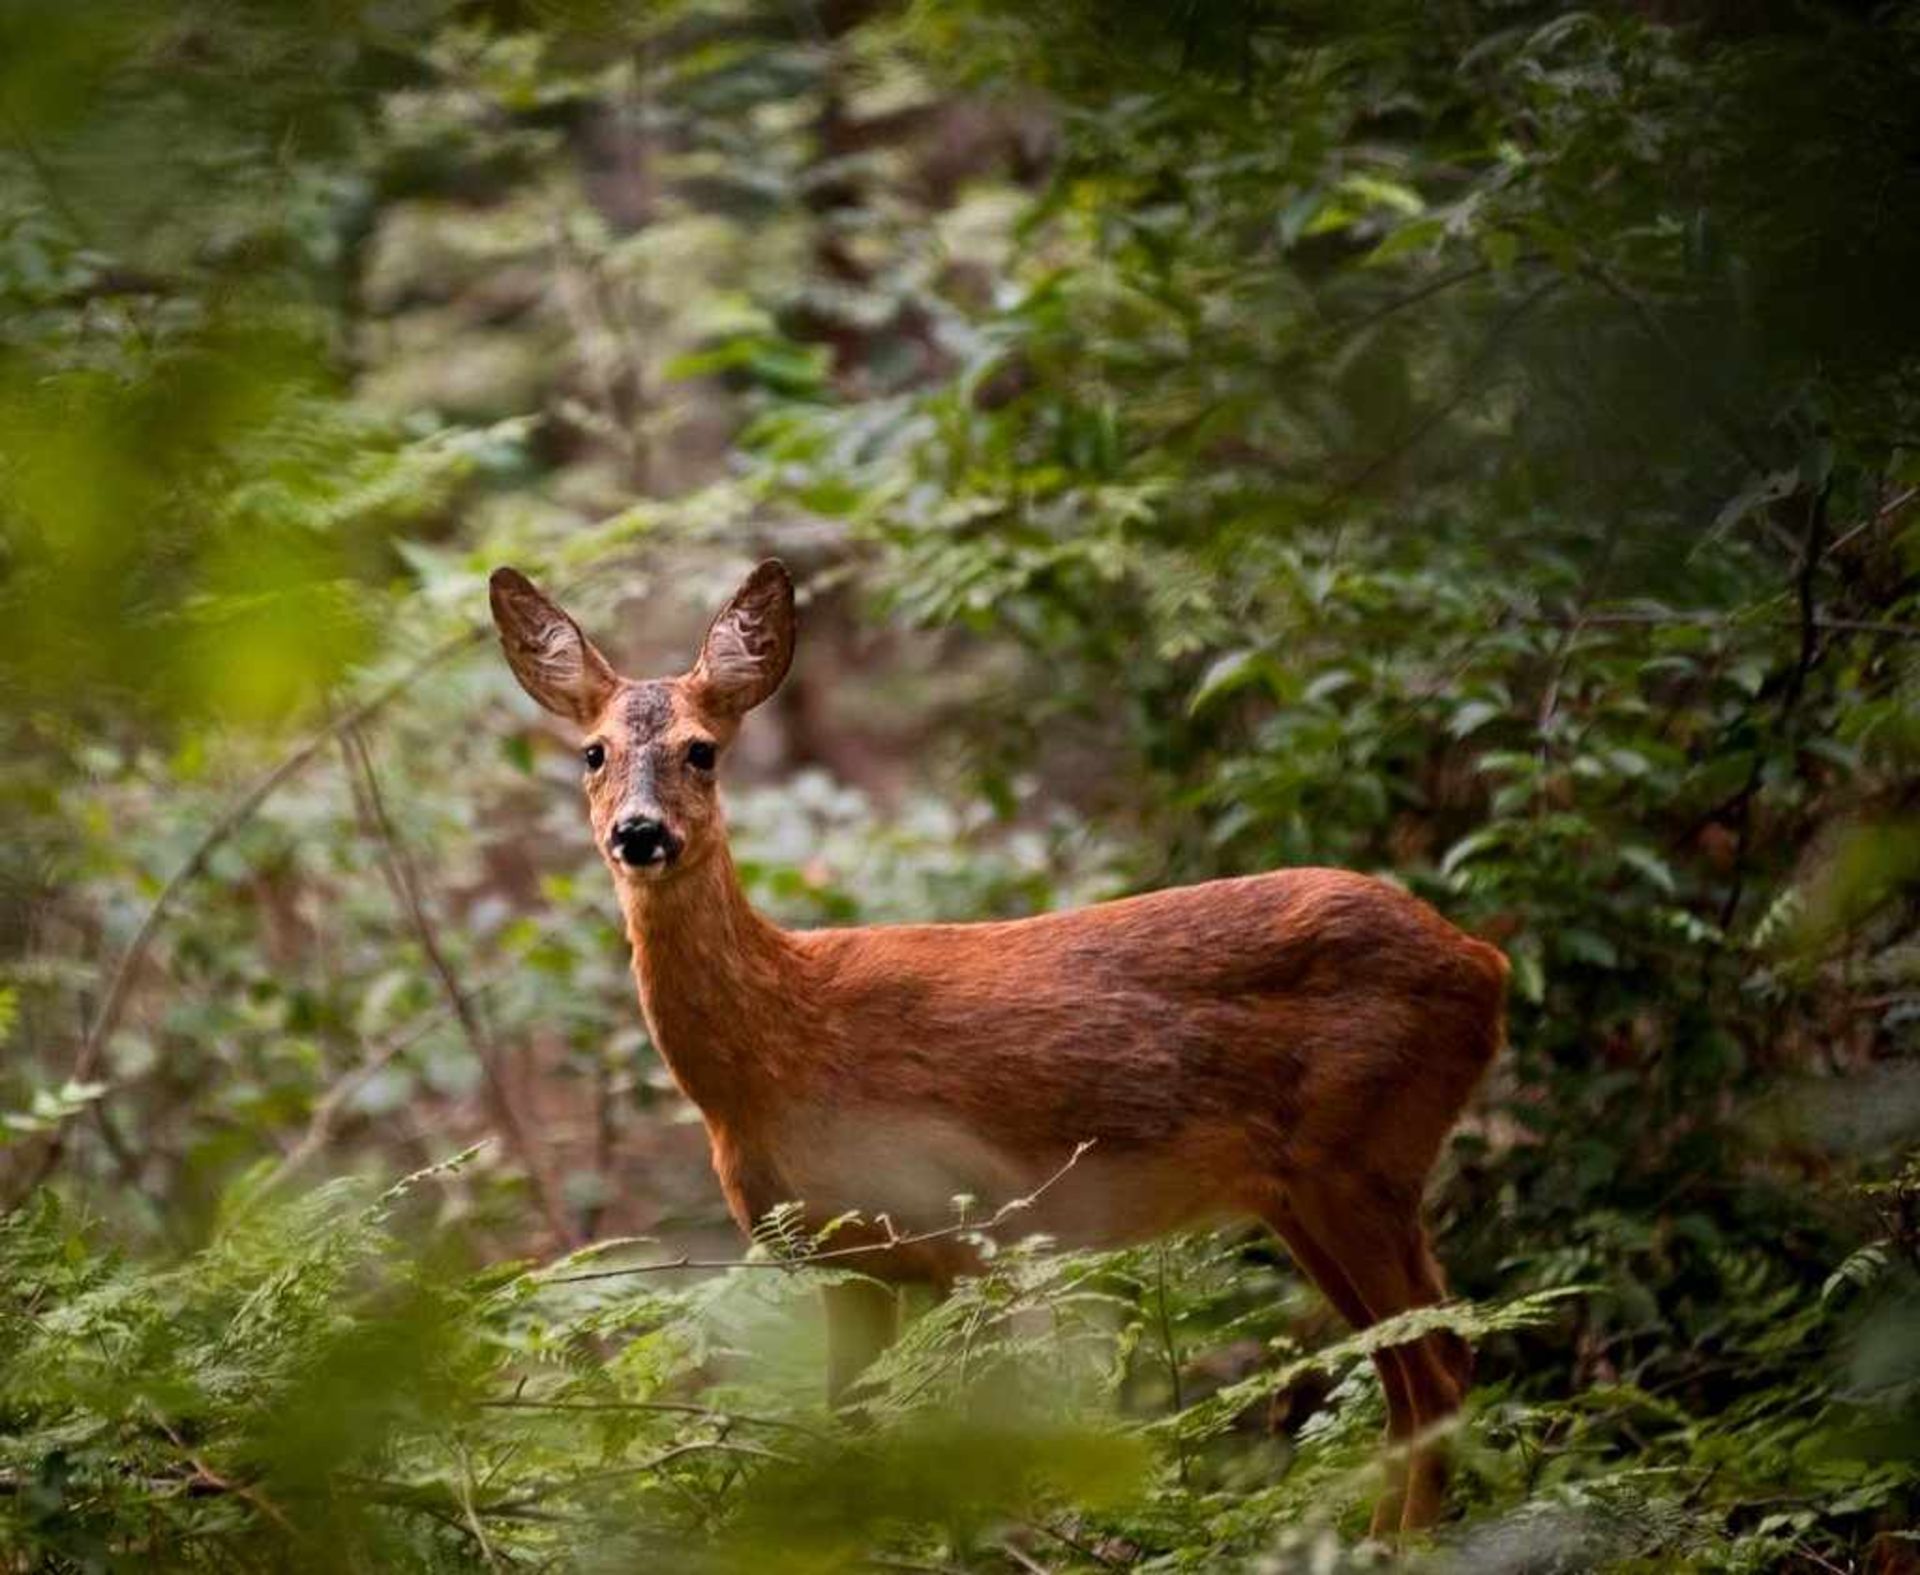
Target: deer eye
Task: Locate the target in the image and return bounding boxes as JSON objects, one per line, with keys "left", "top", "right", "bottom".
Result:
{"left": 582, "top": 742, "right": 606, "bottom": 771}
{"left": 686, "top": 739, "right": 717, "bottom": 771}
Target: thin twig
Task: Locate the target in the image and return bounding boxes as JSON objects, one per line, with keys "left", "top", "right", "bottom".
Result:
{"left": 329, "top": 1470, "right": 573, "bottom": 1524}
{"left": 1827, "top": 482, "right": 1919, "bottom": 557}
{"left": 10, "top": 532, "right": 655, "bottom": 1209}
{"left": 0, "top": 102, "right": 96, "bottom": 246}
{"left": 1316, "top": 263, "right": 1494, "bottom": 340}
{"left": 262, "top": 992, "right": 468, "bottom": 1191}
{"left": 1581, "top": 260, "right": 1770, "bottom": 477}
{"left": 867, "top": 1560, "right": 971, "bottom": 1575}
{"left": 478, "top": 1397, "right": 827, "bottom": 1438}
{"left": 1001, "top": 1542, "right": 1055, "bottom": 1575}
{"left": 1704, "top": 484, "right": 1831, "bottom": 943}
{"left": 1791, "top": 1540, "right": 1851, "bottom": 1575}
{"left": 489, "top": 1438, "right": 795, "bottom": 1512}
{"left": 1518, "top": 609, "right": 1920, "bottom": 643}
{"left": 154, "top": 1418, "right": 298, "bottom": 1540}
{"left": 451, "top": 1438, "right": 508, "bottom": 1573}
{"left": 265, "top": 909, "right": 591, "bottom": 1191}
{"left": 1534, "top": 516, "right": 1626, "bottom": 794}
{"left": 341, "top": 724, "right": 580, "bottom": 1250}
{"left": 3, "top": 629, "right": 489, "bottom": 1210}
{"left": 1783, "top": 483, "right": 1831, "bottom": 711}
{"left": 1715, "top": 484, "right": 1830, "bottom": 937}
{"left": 586, "top": 1049, "right": 616, "bottom": 1242}
{"left": 1325, "top": 276, "right": 1561, "bottom": 507}
{"left": 537, "top": 1141, "right": 1095, "bottom": 1285}
{"left": 1021, "top": 1520, "right": 1126, "bottom": 1571}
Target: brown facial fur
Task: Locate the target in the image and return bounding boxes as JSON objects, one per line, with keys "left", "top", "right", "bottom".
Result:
{"left": 577, "top": 681, "right": 732, "bottom": 878}
{"left": 488, "top": 560, "right": 1508, "bottom": 1534}
{"left": 489, "top": 564, "right": 790, "bottom": 881}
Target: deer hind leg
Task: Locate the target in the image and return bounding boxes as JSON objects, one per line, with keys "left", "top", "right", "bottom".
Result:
{"left": 1260, "top": 1195, "right": 1417, "bottom": 1539}
{"left": 1410, "top": 1230, "right": 1474, "bottom": 1404}
{"left": 824, "top": 1277, "right": 900, "bottom": 1410}
{"left": 1279, "top": 1177, "right": 1468, "bottom": 1535}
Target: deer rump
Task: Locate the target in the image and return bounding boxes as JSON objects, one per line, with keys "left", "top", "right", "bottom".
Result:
{"left": 699, "top": 866, "right": 1508, "bottom": 1281}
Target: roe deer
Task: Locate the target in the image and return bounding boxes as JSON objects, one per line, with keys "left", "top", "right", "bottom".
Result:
{"left": 489, "top": 559, "right": 1507, "bottom": 1535}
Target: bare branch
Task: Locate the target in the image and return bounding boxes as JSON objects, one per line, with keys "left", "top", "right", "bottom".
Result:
{"left": 1001, "top": 1541, "right": 1056, "bottom": 1575}
{"left": 7, "top": 544, "right": 647, "bottom": 1209}
{"left": 1326, "top": 277, "right": 1562, "bottom": 507}
{"left": 1825, "top": 482, "right": 1918, "bottom": 558}
{"left": 1520, "top": 609, "right": 1920, "bottom": 643}
{"left": 487, "top": 1438, "right": 798, "bottom": 1513}
{"left": 341, "top": 725, "right": 581, "bottom": 1250}
{"left": 1581, "top": 260, "right": 1771, "bottom": 477}
{"left": 3, "top": 628, "right": 488, "bottom": 1210}
{"left": 537, "top": 1140, "right": 1097, "bottom": 1286}
{"left": 478, "top": 1398, "right": 828, "bottom": 1438}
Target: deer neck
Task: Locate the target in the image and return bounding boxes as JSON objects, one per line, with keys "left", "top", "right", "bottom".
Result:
{"left": 617, "top": 839, "right": 799, "bottom": 1118}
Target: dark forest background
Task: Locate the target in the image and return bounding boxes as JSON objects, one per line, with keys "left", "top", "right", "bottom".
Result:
{"left": 2, "top": 1, "right": 1918, "bottom": 1569}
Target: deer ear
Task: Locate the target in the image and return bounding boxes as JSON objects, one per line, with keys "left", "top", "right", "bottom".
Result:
{"left": 488, "top": 568, "right": 618, "bottom": 726}
{"left": 690, "top": 559, "right": 795, "bottom": 717}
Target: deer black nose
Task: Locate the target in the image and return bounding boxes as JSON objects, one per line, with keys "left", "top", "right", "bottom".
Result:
{"left": 610, "top": 816, "right": 677, "bottom": 868}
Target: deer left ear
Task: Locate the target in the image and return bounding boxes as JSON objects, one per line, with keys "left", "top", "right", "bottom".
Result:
{"left": 690, "top": 559, "right": 796, "bottom": 717}
{"left": 489, "top": 567, "right": 619, "bottom": 726}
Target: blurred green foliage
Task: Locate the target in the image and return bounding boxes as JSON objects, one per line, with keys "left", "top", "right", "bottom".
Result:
{"left": 2, "top": 0, "right": 1918, "bottom": 1570}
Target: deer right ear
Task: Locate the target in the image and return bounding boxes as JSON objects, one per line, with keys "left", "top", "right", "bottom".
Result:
{"left": 488, "top": 568, "right": 618, "bottom": 726}
{"left": 690, "top": 558, "right": 796, "bottom": 717}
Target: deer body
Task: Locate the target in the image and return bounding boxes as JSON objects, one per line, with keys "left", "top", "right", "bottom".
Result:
{"left": 622, "top": 845, "right": 1502, "bottom": 1277}
{"left": 491, "top": 559, "right": 1506, "bottom": 1536}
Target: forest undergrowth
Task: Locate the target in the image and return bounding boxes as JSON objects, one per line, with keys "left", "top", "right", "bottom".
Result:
{"left": 3, "top": 2, "right": 1918, "bottom": 1569}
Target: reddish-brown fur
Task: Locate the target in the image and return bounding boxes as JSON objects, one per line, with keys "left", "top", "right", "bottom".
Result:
{"left": 489, "top": 560, "right": 1507, "bottom": 1535}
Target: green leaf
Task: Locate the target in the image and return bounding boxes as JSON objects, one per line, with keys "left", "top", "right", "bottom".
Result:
{"left": 1559, "top": 928, "right": 1620, "bottom": 969}
{"left": 1188, "top": 648, "right": 1273, "bottom": 714}
{"left": 1366, "top": 214, "right": 1448, "bottom": 264}
{"left": 1619, "top": 845, "right": 1677, "bottom": 894}
{"left": 1441, "top": 826, "right": 1506, "bottom": 877}
{"left": 1449, "top": 698, "right": 1504, "bottom": 738}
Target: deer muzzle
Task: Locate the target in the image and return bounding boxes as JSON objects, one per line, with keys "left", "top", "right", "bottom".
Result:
{"left": 609, "top": 814, "right": 680, "bottom": 869}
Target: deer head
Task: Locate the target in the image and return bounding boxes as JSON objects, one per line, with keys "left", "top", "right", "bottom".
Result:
{"left": 488, "top": 560, "right": 795, "bottom": 881}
